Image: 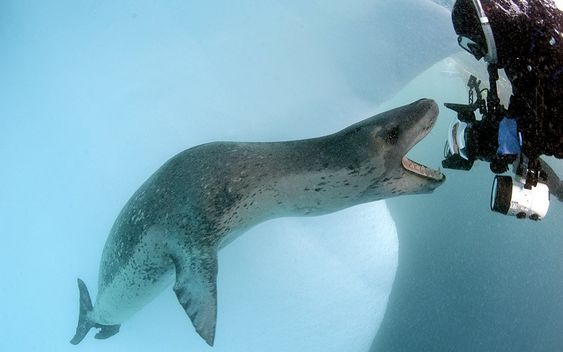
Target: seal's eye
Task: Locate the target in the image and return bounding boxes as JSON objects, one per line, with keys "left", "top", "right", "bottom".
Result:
{"left": 385, "top": 126, "right": 400, "bottom": 144}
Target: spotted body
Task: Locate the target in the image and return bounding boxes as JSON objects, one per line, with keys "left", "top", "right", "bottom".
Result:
{"left": 71, "top": 99, "right": 444, "bottom": 346}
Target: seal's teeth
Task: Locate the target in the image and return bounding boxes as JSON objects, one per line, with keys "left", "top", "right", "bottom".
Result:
{"left": 401, "top": 156, "right": 444, "bottom": 181}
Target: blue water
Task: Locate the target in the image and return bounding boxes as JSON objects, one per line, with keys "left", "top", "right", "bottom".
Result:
{"left": 1, "top": 1, "right": 562, "bottom": 351}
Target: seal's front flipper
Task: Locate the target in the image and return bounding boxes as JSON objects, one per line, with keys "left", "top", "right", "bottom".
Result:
{"left": 70, "top": 278, "right": 121, "bottom": 345}
{"left": 171, "top": 250, "right": 218, "bottom": 346}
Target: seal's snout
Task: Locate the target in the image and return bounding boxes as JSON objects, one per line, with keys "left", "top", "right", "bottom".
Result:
{"left": 415, "top": 98, "right": 439, "bottom": 120}
{"left": 415, "top": 98, "right": 437, "bottom": 109}
{"left": 413, "top": 98, "right": 439, "bottom": 134}
{"left": 400, "top": 98, "right": 445, "bottom": 183}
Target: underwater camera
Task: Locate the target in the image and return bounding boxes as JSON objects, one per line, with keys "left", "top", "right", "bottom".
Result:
{"left": 442, "top": 66, "right": 550, "bottom": 220}
{"left": 490, "top": 154, "right": 550, "bottom": 220}
{"left": 491, "top": 175, "right": 550, "bottom": 221}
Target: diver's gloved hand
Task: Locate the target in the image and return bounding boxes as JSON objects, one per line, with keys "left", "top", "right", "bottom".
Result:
{"left": 497, "top": 116, "right": 521, "bottom": 157}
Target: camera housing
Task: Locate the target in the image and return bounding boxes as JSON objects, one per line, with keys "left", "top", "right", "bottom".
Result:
{"left": 491, "top": 175, "right": 550, "bottom": 220}
{"left": 442, "top": 65, "right": 551, "bottom": 220}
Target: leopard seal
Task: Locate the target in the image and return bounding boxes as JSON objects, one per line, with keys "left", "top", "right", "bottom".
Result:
{"left": 70, "top": 98, "right": 444, "bottom": 346}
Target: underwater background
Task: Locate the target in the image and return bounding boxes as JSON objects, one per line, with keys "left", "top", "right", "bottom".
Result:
{"left": 1, "top": 1, "right": 562, "bottom": 351}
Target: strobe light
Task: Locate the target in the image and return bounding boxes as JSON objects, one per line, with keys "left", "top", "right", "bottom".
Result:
{"left": 491, "top": 176, "right": 550, "bottom": 220}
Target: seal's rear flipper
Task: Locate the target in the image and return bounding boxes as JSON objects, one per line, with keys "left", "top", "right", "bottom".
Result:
{"left": 171, "top": 251, "right": 218, "bottom": 346}
{"left": 94, "top": 324, "right": 120, "bottom": 339}
{"left": 70, "top": 278, "right": 120, "bottom": 345}
{"left": 70, "top": 278, "right": 94, "bottom": 345}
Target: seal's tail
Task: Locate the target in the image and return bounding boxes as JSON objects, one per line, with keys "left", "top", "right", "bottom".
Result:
{"left": 70, "top": 278, "right": 120, "bottom": 345}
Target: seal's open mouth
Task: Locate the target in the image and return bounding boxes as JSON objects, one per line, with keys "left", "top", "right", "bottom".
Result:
{"left": 395, "top": 98, "right": 444, "bottom": 182}
{"left": 401, "top": 156, "right": 444, "bottom": 181}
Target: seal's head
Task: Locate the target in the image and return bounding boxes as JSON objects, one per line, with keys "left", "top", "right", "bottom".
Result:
{"left": 378, "top": 98, "right": 445, "bottom": 194}
{"left": 337, "top": 98, "right": 445, "bottom": 198}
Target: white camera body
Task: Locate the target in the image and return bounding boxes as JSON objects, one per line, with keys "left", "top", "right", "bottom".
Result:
{"left": 491, "top": 175, "right": 550, "bottom": 220}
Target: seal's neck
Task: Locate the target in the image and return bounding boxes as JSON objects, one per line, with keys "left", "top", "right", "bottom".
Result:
{"left": 256, "top": 136, "right": 385, "bottom": 217}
